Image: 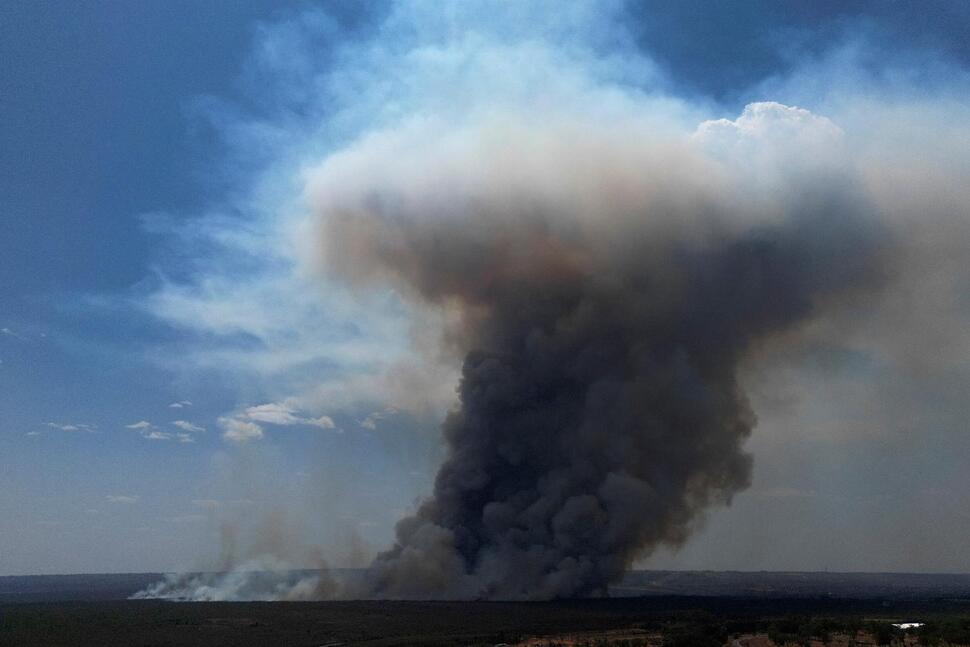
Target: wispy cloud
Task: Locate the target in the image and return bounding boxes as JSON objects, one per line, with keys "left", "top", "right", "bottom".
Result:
{"left": 168, "top": 400, "right": 193, "bottom": 409}
{"left": 172, "top": 420, "right": 205, "bottom": 433}
{"left": 126, "top": 420, "right": 194, "bottom": 442}
{"left": 131, "top": 20, "right": 423, "bottom": 422}
{"left": 45, "top": 422, "right": 96, "bottom": 432}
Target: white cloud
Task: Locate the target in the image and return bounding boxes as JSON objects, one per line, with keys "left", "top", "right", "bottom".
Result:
{"left": 45, "top": 422, "right": 96, "bottom": 432}
{"left": 25, "top": 431, "right": 40, "bottom": 437}
{"left": 243, "top": 402, "right": 304, "bottom": 425}
{"left": 694, "top": 101, "right": 842, "bottom": 144}
{"left": 172, "top": 420, "right": 205, "bottom": 433}
{"left": 168, "top": 400, "right": 193, "bottom": 408}
{"left": 175, "top": 433, "right": 195, "bottom": 443}
{"left": 308, "top": 414, "right": 335, "bottom": 429}
{"left": 145, "top": 430, "right": 172, "bottom": 441}
{"left": 106, "top": 495, "right": 139, "bottom": 504}
{"left": 125, "top": 420, "right": 152, "bottom": 430}
{"left": 693, "top": 101, "right": 844, "bottom": 175}
{"left": 219, "top": 416, "right": 264, "bottom": 443}
{"left": 240, "top": 401, "right": 337, "bottom": 429}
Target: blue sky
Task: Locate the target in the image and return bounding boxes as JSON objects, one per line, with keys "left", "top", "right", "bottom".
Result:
{"left": 2, "top": 1, "right": 970, "bottom": 576}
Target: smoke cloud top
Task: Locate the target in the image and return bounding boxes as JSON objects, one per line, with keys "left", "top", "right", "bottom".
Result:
{"left": 134, "top": 2, "right": 970, "bottom": 601}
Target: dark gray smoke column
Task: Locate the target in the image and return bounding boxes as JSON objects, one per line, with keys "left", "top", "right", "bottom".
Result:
{"left": 314, "top": 118, "right": 891, "bottom": 599}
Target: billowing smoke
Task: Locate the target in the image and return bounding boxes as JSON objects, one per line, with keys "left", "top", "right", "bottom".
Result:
{"left": 306, "top": 108, "right": 893, "bottom": 599}
{"left": 132, "top": 2, "right": 970, "bottom": 601}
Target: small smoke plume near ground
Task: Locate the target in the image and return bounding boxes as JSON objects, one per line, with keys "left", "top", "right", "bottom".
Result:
{"left": 131, "top": 507, "right": 342, "bottom": 601}
{"left": 131, "top": 558, "right": 338, "bottom": 602}
{"left": 305, "top": 108, "right": 893, "bottom": 599}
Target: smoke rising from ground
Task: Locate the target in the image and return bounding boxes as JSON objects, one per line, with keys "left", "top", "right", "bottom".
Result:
{"left": 132, "top": 558, "right": 338, "bottom": 602}
{"left": 305, "top": 108, "right": 893, "bottom": 598}
{"left": 133, "top": 2, "right": 970, "bottom": 600}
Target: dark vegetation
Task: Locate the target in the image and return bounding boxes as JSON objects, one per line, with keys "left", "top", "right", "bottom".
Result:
{"left": 3, "top": 596, "right": 970, "bottom": 647}
{"left": 4, "top": 573, "right": 970, "bottom": 646}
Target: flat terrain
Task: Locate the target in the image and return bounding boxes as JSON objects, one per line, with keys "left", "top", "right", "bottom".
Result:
{"left": 3, "top": 596, "right": 970, "bottom": 646}
{"left": 3, "top": 572, "right": 970, "bottom": 646}
{"left": 5, "top": 570, "right": 970, "bottom": 604}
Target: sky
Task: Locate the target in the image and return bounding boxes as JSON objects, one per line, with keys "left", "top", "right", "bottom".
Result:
{"left": 2, "top": 0, "right": 970, "bottom": 577}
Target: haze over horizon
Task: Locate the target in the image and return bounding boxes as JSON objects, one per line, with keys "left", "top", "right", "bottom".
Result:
{"left": 3, "top": 1, "right": 970, "bottom": 591}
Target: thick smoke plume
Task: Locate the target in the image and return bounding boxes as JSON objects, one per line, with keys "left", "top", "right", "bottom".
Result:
{"left": 134, "top": 2, "right": 970, "bottom": 602}
{"left": 307, "top": 112, "right": 892, "bottom": 599}
{"left": 123, "top": 0, "right": 970, "bottom": 599}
